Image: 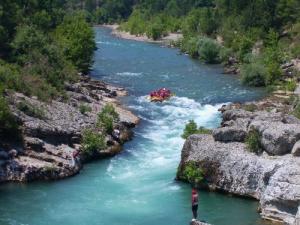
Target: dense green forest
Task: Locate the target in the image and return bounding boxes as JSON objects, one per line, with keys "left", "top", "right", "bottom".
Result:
{"left": 81, "top": 0, "right": 300, "bottom": 88}
{"left": 1, "top": 0, "right": 300, "bottom": 135}
{"left": 0, "top": 1, "right": 96, "bottom": 137}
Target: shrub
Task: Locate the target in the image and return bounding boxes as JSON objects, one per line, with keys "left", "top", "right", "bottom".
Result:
{"left": 0, "top": 60, "right": 23, "bottom": 92}
{"left": 82, "top": 129, "right": 106, "bottom": 156}
{"left": 79, "top": 104, "right": 92, "bottom": 114}
{"left": 97, "top": 104, "right": 119, "bottom": 134}
{"left": 55, "top": 12, "right": 96, "bottom": 72}
{"left": 245, "top": 130, "right": 262, "bottom": 153}
{"left": 198, "top": 38, "right": 221, "bottom": 63}
{"left": 182, "top": 37, "right": 200, "bottom": 58}
{"left": 180, "top": 161, "right": 204, "bottom": 184}
{"left": 219, "top": 47, "right": 233, "bottom": 63}
{"left": 293, "top": 105, "right": 300, "bottom": 119}
{"left": 241, "top": 62, "right": 267, "bottom": 87}
{"left": 146, "top": 22, "right": 164, "bottom": 40}
{"left": 0, "top": 96, "right": 19, "bottom": 138}
{"left": 182, "top": 120, "right": 211, "bottom": 139}
{"left": 10, "top": 25, "right": 78, "bottom": 101}
{"left": 244, "top": 104, "right": 258, "bottom": 112}
{"left": 284, "top": 80, "right": 297, "bottom": 92}
{"left": 120, "top": 9, "right": 147, "bottom": 35}
{"left": 17, "top": 100, "right": 46, "bottom": 119}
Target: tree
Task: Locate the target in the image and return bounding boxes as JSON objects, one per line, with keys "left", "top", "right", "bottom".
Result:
{"left": 55, "top": 12, "right": 96, "bottom": 72}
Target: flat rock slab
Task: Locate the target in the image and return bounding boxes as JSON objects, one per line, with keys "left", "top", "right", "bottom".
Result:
{"left": 190, "top": 220, "right": 212, "bottom": 225}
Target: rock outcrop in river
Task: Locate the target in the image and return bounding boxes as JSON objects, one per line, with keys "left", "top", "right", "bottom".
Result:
{"left": 177, "top": 99, "right": 300, "bottom": 224}
{"left": 0, "top": 75, "right": 139, "bottom": 183}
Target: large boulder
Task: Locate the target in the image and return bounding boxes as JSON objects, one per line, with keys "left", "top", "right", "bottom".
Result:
{"left": 177, "top": 134, "right": 300, "bottom": 224}
{"left": 212, "top": 126, "right": 247, "bottom": 142}
{"left": 258, "top": 122, "right": 300, "bottom": 155}
{"left": 213, "top": 118, "right": 249, "bottom": 142}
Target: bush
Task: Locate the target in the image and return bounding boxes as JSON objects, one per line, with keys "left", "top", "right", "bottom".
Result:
{"left": 292, "top": 98, "right": 300, "bottom": 119}
{"left": 181, "top": 37, "right": 199, "bottom": 58}
{"left": 55, "top": 12, "right": 96, "bottom": 72}
{"left": 182, "top": 120, "right": 211, "bottom": 139}
{"left": 0, "top": 60, "right": 23, "bottom": 92}
{"left": 79, "top": 104, "right": 92, "bottom": 114}
{"left": 146, "top": 22, "right": 164, "bottom": 40}
{"left": 284, "top": 79, "right": 297, "bottom": 92}
{"left": 244, "top": 104, "right": 258, "bottom": 112}
{"left": 245, "top": 130, "right": 262, "bottom": 153}
{"left": 241, "top": 61, "right": 267, "bottom": 87}
{"left": 17, "top": 100, "right": 46, "bottom": 119}
{"left": 219, "top": 47, "right": 233, "bottom": 63}
{"left": 82, "top": 129, "right": 106, "bottom": 156}
{"left": 97, "top": 104, "right": 119, "bottom": 134}
{"left": 198, "top": 38, "right": 221, "bottom": 63}
{"left": 179, "top": 161, "right": 204, "bottom": 184}
{"left": 120, "top": 9, "right": 147, "bottom": 35}
{"left": 0, "top": 96, "right": 18, "bottom": 138}
{"left": 10, "top": 25, "right": 78, "bottom": 101}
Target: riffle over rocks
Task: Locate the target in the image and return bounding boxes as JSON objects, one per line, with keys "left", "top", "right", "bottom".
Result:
{"left": 177, "top": 100, "right": 300, "bottom": 224}
{"left": 0, "top": 75, "right": 139, "bottom": 183}
{"left": 190, "top": 220, "right": 212, "bottom": 225}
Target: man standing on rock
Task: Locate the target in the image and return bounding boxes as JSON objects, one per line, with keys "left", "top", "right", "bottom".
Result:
{"left": 191, "top": 188, "right": 199, "bottom": 221}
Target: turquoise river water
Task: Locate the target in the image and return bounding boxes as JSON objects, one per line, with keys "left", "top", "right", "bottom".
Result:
{"left": 0, "top": 28, "right": 268, "bottom": 225}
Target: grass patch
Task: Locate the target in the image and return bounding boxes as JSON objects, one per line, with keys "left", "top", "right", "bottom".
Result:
{"left": 79, "top": 104, "right": 92, "bottom": 115}
{"left": 244, "top": 104, "right": 258, "bottom": 112}
{"left": 245, "top": 130, "right": 262, "bottom": 153}
{"left": 293, "top": 104, "right": 300, "bottom": 119}
{"left": 284, "top": 79, "right": 297, "bottom": 92}
{"left": 17, "top": 100, "right": 46, "bottom": 119}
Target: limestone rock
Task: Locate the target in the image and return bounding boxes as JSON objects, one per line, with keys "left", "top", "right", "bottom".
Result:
{"left": 177, "top": 134, "right": 300, "bottom": 224}
{"left": 190, "top": 220, "right": 212, "bottom": 225}
{"left": 292, "top": 141, "right": 300, "bottom": 157}
{"left": 213, "top": 126, "right": 247, "bottom": 142}
{"left": 24, "top": 137, "right": 45, "bottom": 152}
{"left": 294, "top": 206, "right": 300, "bottom": 225}
{"left": 259, "top": 123, "right": 300, "bottom": 155}
{"left": 0, "top": 76, "right": 138, "bottom": 183}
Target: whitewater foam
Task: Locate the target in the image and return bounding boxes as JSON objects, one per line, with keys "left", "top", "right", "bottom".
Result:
{"left": 107, "top": 95, "right": 223, "bottom": 181}
{"left": 116, "top": 72, "right": 142, "bottom": 77}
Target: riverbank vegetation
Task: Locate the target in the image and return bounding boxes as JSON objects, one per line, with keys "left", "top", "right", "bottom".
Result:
{"left": 182, "top": 120, "right": 212, "bottom": 139}
{"left": 177, "top": 161, "right": 204, "bottom": 186}
{"left": 78, "top": 0, "right": 300, "bottom": 89}
{"left": 0, "top": 1, "right": 96, "bottom": 137}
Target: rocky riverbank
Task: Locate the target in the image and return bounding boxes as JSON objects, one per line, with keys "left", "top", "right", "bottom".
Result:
{"left": 0, "top": 75, "right": 139, "bottom": 183}
{"left": 177, "top": 87, "right": 300, "bottom": 224}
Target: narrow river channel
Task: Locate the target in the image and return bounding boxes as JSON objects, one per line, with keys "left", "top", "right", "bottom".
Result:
{"left": 0, "top": 27, "right": 267, "bottom": 225}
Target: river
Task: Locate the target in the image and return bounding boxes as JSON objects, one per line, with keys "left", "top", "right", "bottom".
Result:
{"left": 0, "top": 27, "right": 267, "bottom": 225}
